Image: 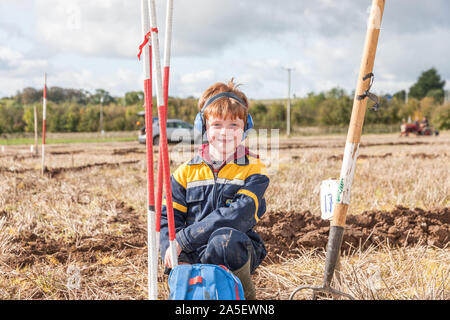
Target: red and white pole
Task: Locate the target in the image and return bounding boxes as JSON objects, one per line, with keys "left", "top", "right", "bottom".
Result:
{"left": 163, "top": 0, "right": 173, "bottom": 106}
{"left": 148, "top": 0, "right": 177, "bottom": 268}
{"left": 41, "top": 72, "right": 47, "bottom": 175}
{"left": 140, "top": 0, "right": 158, "bottom": 300}
{"left": 155, "top": 0, "right": 174, "bottom": 257}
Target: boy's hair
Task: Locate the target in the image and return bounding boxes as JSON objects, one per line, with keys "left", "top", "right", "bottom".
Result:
{"left": 198, "top": 78, "right": 249, "bottom": 126}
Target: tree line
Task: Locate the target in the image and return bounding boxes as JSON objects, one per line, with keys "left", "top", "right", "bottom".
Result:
{"left": 0, "top": 68, "right": 448, "bottom": 135}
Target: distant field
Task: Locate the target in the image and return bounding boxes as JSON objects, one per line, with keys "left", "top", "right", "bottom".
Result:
{"left": 0, "top": 131, "right": 138, "bottom": 145}
{"left": 0, "top": 123, "right": 403, "bottom": 146}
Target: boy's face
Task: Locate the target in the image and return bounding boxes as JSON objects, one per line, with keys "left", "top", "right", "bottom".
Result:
{"left": 206, "top": 115, "right": 245, "bottom": 156}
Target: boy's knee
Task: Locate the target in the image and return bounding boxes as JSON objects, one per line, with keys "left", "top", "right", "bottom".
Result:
{"left": 202, "top": 227, "right": 253, "bottom": 270}
{"left": 209, "top": 227, "right": 250, "bottom": 250}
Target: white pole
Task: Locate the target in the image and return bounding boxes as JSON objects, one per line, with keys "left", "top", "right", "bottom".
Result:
{"left": 157, "top": 0, "right": 174, "bottom": 263}
{"left": 148, "top": 0, "right": 178, "bottom": 269}
{"left": 163, "top": 0, "right": 173, "bottom": 70}
{"left": 283, "top": 67, "right": 293, "bottom": 137}
{"left": 41, "top": 72, "right": 47, "bottom": 175}
{"left": 140, "top": 0, "right": 158, "bottom": 301}
{"left": 287, "top": 68, "right": 291, "bottom": 137}
{"left": 34, "top": 104, "right": 38, "bottom": 155}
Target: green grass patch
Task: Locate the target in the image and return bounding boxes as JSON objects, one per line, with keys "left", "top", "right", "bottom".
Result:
{"left": 0, "top": 136, "right": 137, "bottom": 145}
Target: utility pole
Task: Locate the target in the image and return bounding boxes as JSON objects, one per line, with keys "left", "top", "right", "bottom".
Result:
{"left": 100, "top": 95, "right": 105, "bottom": 135}
{"left": 283, "top": 67, "right": 294, "bottom": 137}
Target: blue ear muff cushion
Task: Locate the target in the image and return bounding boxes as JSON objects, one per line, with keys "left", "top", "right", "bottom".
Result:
{"left": 246, "top": 113, "right": 254, "bottom": 131}
{"left": 194, "top": 112, "right": 204, "bottom": 134}
{"left": 193, "top": 112, "right": 208, "bottom": 143}
{"left": 242, "top": 114, "right": 254, "bottom": 141}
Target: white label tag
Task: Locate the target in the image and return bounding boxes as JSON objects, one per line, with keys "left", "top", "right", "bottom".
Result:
{"left": 320, "top": 179, "right": 338, "bottom": 220}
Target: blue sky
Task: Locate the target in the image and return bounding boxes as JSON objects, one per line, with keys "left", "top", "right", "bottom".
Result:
{"left": 0, "top": 0, "right": 449, "bottom": 99}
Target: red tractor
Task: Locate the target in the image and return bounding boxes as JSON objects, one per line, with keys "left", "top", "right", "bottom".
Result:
{"left": 400, "top": 119, "right": 439, "bottom": 137}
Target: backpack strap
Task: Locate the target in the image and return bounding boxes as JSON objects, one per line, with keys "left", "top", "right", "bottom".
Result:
{"left": 169, "top": 265, "right": 193, "bottom": 300}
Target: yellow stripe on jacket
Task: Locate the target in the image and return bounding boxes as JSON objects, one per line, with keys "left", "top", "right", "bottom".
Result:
{"left": 162, "top": 199, "right": 187, "bottom": 213}
{"left": 236, "top": 189, "right": 259, "bottom": 222}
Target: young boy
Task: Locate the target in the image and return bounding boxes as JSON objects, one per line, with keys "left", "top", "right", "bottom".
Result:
{"left": 159, "top": 79, "right": 270, "bottom": 300}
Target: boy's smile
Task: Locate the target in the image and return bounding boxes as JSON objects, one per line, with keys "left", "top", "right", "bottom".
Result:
{"left": 206, "top": 116, "right": 245, "bottom": 161}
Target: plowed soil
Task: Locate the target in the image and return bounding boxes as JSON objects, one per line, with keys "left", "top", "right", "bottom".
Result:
{"left": 9, "top": 203, "right": 449, "bottom": 268}
{"left": 6, "top": 201, "right": 147, "bottom": 270}
{"left": 256, "top": 206, "right": 449, "bottom": 262}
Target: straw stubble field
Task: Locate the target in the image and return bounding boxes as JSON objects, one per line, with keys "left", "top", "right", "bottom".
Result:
{"left": 0, "top": 132, "right": 448, "bottom": 300}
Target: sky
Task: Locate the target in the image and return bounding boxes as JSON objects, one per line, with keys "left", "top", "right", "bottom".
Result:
{"left": 0, "top": 0, "right": 449, "bottom": 100}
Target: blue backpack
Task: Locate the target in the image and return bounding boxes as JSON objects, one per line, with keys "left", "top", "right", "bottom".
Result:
{"left": 168, "top": 264, "right": 245, "bottom": 300}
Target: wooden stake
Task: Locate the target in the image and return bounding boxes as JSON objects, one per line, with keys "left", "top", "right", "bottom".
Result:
{"left": 332, "top": 0, "right": 385, "bottom": 228}
{"left": 34, "top": 105, "right": 38, "bottom": 156}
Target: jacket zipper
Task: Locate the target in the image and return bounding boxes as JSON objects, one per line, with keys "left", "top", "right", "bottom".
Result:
{"left": 205, "top": 162, "right": 220, "bottom": 210}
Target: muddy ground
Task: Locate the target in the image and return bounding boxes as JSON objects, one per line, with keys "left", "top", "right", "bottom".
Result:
{"left": 256, "top": 206, "right": 449, "bottom": 262}
{"left": 6, "top": 202, "right": 448, "bottom": 270}
{"left": 5, "top": 201, "right": 147, "bottom": 270}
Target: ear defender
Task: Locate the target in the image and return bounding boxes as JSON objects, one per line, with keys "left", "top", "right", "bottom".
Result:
{"left": 243, "top": 113, "right": 254, "bottom": 140}
{"left": 193, "top": 92, "right": 253, "bottom": 143}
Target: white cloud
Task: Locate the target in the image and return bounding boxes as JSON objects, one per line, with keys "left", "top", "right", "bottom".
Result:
{"left": 177, "top": 69, "right": 216, "bottom": 97}
{"left": 1, "top": 0, "right": 449, "bottom": 99}
{"left": 0, "top": 46, "right": 48, "bottom": 95}
{"left": 34, "top": 0, "right": 140, "bottom": 58}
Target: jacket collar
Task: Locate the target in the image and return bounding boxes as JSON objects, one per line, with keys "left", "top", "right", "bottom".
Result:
{"left": 187, "top": 143, "right": 259, "bottom": 166}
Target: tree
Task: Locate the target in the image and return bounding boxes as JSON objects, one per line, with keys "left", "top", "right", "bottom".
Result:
{"left": 393, "top": 90, "right": 406, "bottom": 103}
{"left": 426, "top": 89, "right": 445, "bottom": 104}
{"left": 124, "top": 91, "right": 144, "bottom": 106}
{"left": 249, "top": 102, "right": 268, "bottom": 124}
{"left": 64, "top": 104, "right": 81, "bottom": 132}
{"left": 47, "top": 87, "right": 66, "bottom": 103}
{"left": 325, "top": 87, "right": 346, "bottom": 99}
{"left": 432, "top": 103, "right": 450, "bottom": 130}
{"left": 409, "top": 68, "right": 446, "bottom": 102}
{"left": 22, "top": 105, "right": 36, "bottom": 133}
{"left": 397, "top": 98, "right": 420, "bottom": 121}
{"left": 21, "top": 87, "right": 40, "bottom": 104}
{"left": 90, "top": 89, "right": 115, "bottom": 105}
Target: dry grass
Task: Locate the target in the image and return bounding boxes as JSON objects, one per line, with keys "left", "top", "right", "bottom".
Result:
{"left": 256, "top": 242, "right": 449, "bottom": 300}
{"left": 0, "top": 131, "right": 448, "bottom": 299}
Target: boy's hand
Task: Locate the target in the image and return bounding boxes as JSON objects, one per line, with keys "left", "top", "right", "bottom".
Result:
{"left": 164, "top": 241, "right": 184, "bottom": 269}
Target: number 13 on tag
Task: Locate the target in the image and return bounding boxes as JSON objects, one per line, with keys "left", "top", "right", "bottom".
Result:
{"left": 320, "top": 180, "right": 338, "bottom": 220}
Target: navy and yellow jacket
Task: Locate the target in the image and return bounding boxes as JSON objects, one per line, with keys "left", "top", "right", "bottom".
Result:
{"left": 160, "top": 143, "right": 270, "bottom": 260}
